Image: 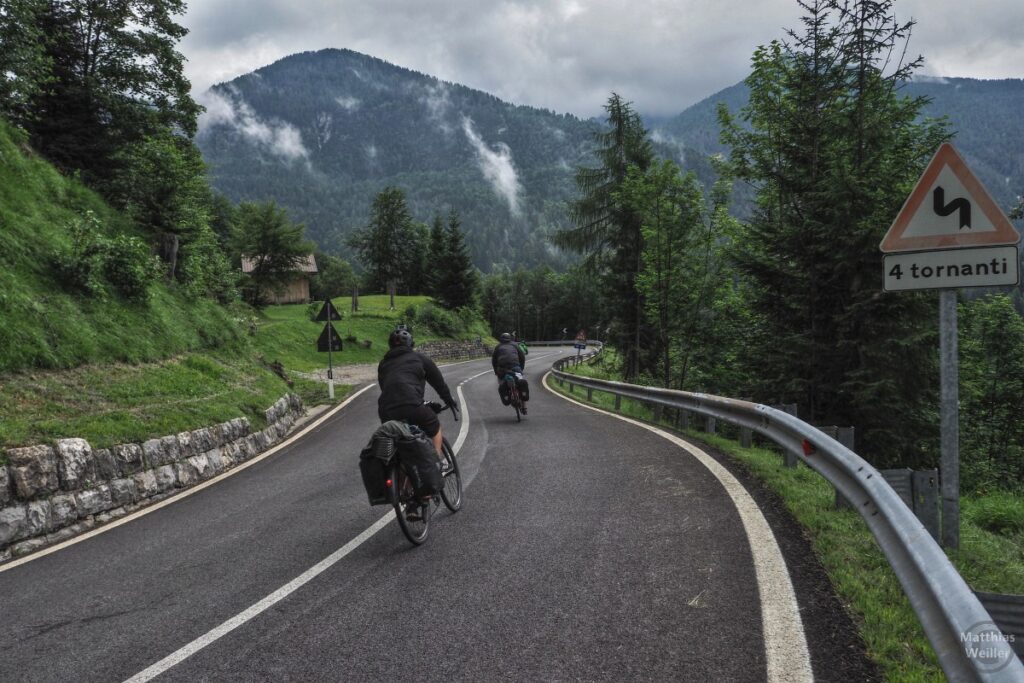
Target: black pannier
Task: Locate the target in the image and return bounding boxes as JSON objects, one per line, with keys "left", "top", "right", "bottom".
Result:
{"left": 397, "top": 429, "right": 442, "bottom": 497}
{"left": 358, "top": 436, "right": 395, "bottom": 506}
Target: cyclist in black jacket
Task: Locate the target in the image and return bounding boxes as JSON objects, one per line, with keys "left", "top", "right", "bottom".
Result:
{"left": 492, "top": 332, "right": 528, "bottom": 413}
{"left": 378, "top": 328, "right": 458, "bottom": 458}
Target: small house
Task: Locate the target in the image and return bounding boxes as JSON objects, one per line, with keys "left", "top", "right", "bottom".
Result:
{"left": 241, "top": 254, "right": 318, "bottom": 304}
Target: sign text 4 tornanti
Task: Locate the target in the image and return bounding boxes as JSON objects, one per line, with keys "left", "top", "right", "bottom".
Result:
{"left": 883, "top": 245, "right": 1020, "bottom": 291}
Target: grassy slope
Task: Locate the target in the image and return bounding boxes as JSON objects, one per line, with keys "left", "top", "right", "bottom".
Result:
{"left": 553, "top": 353, "right": 1024, "bottom": 681}
{"left": 0, "top": 121, "right": 489, "bottom": 451}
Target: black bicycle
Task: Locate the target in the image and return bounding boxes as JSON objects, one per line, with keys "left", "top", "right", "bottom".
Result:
{"left": 503, "top": 371, "right": 524, "bottom": 422}
{"left": 388, "top": 402, "right": 463, "bottom": 545}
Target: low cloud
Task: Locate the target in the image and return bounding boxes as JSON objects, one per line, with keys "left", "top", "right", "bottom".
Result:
{"left": 335, "top": 95, "right": 362, "bottom": 110}
{"left": 462, "top": 117, "right": 523, "bottom": 216}
{"left": 422, "top": 83, "right": 455, "bottom": 134}
{"left": 198, "top": 89, "right": 310, "bottom": 162}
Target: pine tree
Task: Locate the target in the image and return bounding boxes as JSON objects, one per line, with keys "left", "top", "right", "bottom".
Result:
{"left": 554, "top": 93, "right": 654, "bottom": 380}
{"left": 425, "top": 213, "right": 447, "bottom": 295}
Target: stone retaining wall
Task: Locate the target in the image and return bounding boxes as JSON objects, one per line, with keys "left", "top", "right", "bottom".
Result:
{"left": 0, "top": 394, "right": 304, "bottom": 563}
{"left": 417, "top": 339, "right": 491, "bottom": 361}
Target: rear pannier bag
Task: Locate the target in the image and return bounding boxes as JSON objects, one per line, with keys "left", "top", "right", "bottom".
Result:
{"left": 397, "top": 430, "right": 442, "bottom": 497}
{"left": 358, "top": 436, "right": 395, "bottom": 505}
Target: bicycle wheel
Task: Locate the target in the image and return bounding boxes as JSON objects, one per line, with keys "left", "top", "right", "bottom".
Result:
{"left": 391, "top": 462, "right": 429, "bottom": 545}
{"left": 440, "top": 438, "right": 462, "bottom": 512}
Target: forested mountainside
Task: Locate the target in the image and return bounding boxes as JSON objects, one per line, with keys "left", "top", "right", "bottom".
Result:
{"left": 654, "top": 76, "right": 1024, "bottom": 213}
{"left": 196, "top": 49, "right": 599, "bottom": 271}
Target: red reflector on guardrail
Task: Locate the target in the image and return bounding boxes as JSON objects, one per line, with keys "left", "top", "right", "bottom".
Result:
{"left": 801, "top": 440, "right": 816, "bottom": 456}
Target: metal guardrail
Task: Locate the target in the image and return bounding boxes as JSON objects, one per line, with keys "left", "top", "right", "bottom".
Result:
{"left": 541, "top": 342, "right": 1023, "bottom": 682}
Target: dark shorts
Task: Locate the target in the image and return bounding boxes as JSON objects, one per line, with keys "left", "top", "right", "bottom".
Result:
{"left": 379, "top": 403, "right": 440, "bottom": 437}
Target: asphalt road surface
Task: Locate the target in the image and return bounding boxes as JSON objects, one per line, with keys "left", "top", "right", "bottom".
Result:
{"left": 0, "top": 349, "right": 878, "bottom": 682}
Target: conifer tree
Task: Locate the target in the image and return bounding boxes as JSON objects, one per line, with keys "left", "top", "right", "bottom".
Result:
{"left": 433, "top": 210, "right": 478, "bottom": 310}
{"left": 720, "top": 0, "right": 949, "bottom": 464}
{"left": 555, "top": 93, "right": 654, "bottom": 380}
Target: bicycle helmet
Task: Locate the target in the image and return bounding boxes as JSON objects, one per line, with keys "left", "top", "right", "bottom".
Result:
{"left": 389, "top": 328, "right": 414, "bottom": 348}
{"left": 499, "top": 332, "right": 513, "bottom": 343}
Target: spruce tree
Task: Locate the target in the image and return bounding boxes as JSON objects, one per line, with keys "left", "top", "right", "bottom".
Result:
{"left": 434, "top": 210, "right": 478, "bottom": 310}
{"left": 720, "top": 0, "right": 949, "bottom": 464}
{"left": 555, "top": 93, "right": 654, "bottom": 380}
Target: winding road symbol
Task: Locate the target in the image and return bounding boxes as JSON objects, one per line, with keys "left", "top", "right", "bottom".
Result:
{"left": 933, "top": 186, "right": 971, "bottom": 230}
{"left": 880, "top": 142, "right": 1020, "bottom": 253}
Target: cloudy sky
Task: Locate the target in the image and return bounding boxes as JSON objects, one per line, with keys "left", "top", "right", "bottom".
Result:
{"left": 179, "top": 0, "right": 1024, "bottom": 119}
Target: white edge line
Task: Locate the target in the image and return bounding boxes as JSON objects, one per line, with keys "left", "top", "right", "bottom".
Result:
{"left": 1, "top": 384, "right": 378, "bottom": 573}
{"left": 542, "top": 371, "right": 814, "bottom": 683}
{"left": 123, "top": 368, "right": 488, "bottom": 683}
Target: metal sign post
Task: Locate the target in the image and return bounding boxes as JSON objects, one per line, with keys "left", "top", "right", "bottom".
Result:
{"left": 939, "top": 290, "right": 959, "bottom": 549}
{"left": 315, "top": 299, "right": 344, "bottom": 399}
{"left": 880, "top": 143, "right": 1021, "bottom": 549}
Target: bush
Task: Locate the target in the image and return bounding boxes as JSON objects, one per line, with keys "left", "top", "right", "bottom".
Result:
{"left": 53, "top": 211, "right": 159, "bottom": 302}
{"left": 417, "top": 302, "right": 459, "bottom": 337}
{"left": 964, "top": 493, "right": 1024, "bottom": 536}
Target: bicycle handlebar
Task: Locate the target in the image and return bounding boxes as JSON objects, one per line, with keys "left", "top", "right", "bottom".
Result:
{"left": 426, "top": 400, "right": 460, "bottom": 422}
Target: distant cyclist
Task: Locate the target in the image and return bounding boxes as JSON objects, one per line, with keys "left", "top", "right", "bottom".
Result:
{"left": 492, "top": 332, "right": 528, "bottom": 413}
{"left": 378, "top": 327, "right": 458, "bottom": 460}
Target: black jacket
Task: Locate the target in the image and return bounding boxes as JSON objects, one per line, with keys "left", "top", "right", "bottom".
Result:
{"left": 377, "top": 346, "right": 455, "bottom": 415}
{"left": 492, "top": 341, "right": 525, "bottom": 374}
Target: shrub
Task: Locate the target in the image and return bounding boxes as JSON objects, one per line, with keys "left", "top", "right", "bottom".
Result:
{"left": 964, "top": 492, "right": 1024, "bottom": 536}
{"left": 53, "top": 211, "right": 159, "bottom": 302}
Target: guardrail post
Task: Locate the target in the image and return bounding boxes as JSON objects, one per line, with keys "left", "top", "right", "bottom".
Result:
{"left": 678, "top": 410, "right": 689, "bottom": 430}
{"left": 587, "top": 387, "right": 593, "bottom": 402}
{"left": 740, "top": 427, "right": 752, "bottom": 448}
{"left": 569, "top": 382, "right": 574, "bottom": 394}
{"left": 614, "top": 395, "right": 621, "bottom": 411}
{"left": 653, "top": 404, "right": 664, "bottom": 423}
{"left": 913, "top": 469, "right": 940, "bottom": 542}
{"left": 834, "top": 427, "right": 856, "bottom": 509}
{"left": 776, "top": 404, "right": 799, "bottom": 467}
{"left": 705, "top": 416, "right": 716, "bottom": 434}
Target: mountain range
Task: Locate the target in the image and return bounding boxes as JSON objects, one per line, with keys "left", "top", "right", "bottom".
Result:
{"left": 195, "top": 49, "right": 1024, "bottom": 271}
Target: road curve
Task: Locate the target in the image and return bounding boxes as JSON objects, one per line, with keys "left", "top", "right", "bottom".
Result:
{"left": 0, "top": 350, "right": 877, "bottom": 682}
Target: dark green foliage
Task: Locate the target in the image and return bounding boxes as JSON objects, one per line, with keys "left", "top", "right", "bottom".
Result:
{"left": 195, "top": 49, "right": 598, "bottom": 271}
{"left": 53, "top": 211, "right": 160, "bottom": 302}
{"left": 0, "top": 0, "right": 49, "bottom": 124}
{"left": 959, "top": 295, "right": 1024, "bottom": 493}
{"left": 232, "top": 202, "right": 314, "bottom": 307}
{"left": 309, "top": 251, "right": 356, "bottom": 301}
{"left": 481, "top": 265, "right": 609, "bottom": 342}
{"left": 555, "top": 93, "right": 654, "bottom": 380}
{"left": 433, "top": 210, "right": 479, "bottom": 309}
{"left": 346, "top": 187, "right": 425, "bottom": 294}
{"left": 720, "top": 0, "right": 950, "bottom": 465}
{"left": 19, "top": 0, "right": 199, "bottom": 185}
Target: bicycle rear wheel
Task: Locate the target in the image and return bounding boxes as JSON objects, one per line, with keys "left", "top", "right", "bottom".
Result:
{"left": 440, "top": 438, "right": 462, "bottom": 512}
{"left": 391, "top": 462, "right": 429, "bottom": 545}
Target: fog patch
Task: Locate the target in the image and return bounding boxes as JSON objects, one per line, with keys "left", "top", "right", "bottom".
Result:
{"left": 199, "top": 89, "right": 310, "bottom": 163}
{"left": 335, "top": 95, "right": 361, "bottom": 111}
{"left": 462, "top": 116, "right": 523, "bottom": 216}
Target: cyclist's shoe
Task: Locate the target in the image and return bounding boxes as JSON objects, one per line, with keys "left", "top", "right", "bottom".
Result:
{"left": 520, "top": 402, "right": 528, "bottom": 415}
{"left": 439, "top": 459, "right": 451, "bottom": 474}
{"left": 405, "top": 504, "right": 423, "bottom": 522}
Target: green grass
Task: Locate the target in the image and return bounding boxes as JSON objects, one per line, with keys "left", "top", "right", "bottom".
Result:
{"left": 251, "top": 294, "right": 492, "bottom": 370}
{"left": 0, "top": 345, "right": 342, "bottom": 450}
{"left": 549, "top": 357, "right": 1024, "bottom": 681}
{"left": 0, "top": 119, "right": 244, "bottom": 374}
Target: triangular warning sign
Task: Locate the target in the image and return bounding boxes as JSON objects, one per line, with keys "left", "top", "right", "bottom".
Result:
{"left": 317, "top": 322, "right": 343, "bottom": 352}
{"left": 314, "top": 299, "right": 342, "bottom": 322}
{"left": 880, "top": 143, "right": 1020, "bottom": 253}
